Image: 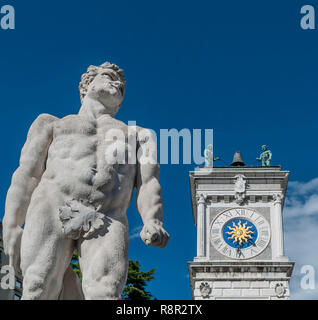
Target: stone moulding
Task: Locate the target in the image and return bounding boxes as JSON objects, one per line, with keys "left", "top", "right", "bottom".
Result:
{"left": 188, "top": 261, "right": 294, "bottom": 300}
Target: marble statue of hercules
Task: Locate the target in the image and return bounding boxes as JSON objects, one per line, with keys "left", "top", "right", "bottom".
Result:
{"left": 2, "top": 62, "right": 170, "bottom": 300}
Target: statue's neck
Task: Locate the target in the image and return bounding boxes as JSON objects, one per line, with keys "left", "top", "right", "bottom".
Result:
{"left": 78, "top": 97, "right": 117, "bottom": 120}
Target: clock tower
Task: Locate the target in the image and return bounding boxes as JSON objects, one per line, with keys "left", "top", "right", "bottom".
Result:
{"left": 188, "top": 152, "right": 294, "bottom": 300}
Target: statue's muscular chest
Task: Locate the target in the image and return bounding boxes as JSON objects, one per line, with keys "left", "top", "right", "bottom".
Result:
{"left": 52, "top": 115, "right": 128, "bottom": 161}
{"left": 48, "top": 115, "right": 134, "bottom": 196}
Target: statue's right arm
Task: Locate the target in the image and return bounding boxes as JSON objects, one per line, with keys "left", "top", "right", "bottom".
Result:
{"left": 3, "top": 114, "right": 57, "bottom": 267}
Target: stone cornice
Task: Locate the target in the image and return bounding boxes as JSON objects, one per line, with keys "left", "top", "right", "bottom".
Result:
{"left": 189, "top": 167, "right": 289, "bottom": 226}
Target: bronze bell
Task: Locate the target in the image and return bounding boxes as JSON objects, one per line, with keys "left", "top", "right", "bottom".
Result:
{"left": 231, "top": 151, "right": 245, "bottom": 166}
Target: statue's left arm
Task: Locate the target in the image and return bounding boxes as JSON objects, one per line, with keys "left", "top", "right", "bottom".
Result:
{"left": 135, "top": 128, "right": 169, "bottom": 248}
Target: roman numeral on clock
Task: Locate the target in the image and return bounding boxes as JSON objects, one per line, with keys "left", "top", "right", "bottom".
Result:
{"left": 256, "top": 239, "right": 267, "bottom": 248}
{"left": 236, "top": 248, "right": 244, "bottom": 259}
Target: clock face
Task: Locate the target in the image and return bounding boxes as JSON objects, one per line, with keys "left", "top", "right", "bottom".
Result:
{"left": 210, "top": 208, "right": 271, "bottom": 260}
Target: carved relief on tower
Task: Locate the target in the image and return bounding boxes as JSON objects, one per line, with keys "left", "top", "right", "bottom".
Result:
{"left": 196, "top": 193, "right": 207, "bottom": 205}
{"left": 272, "top": 193, "right": 284, "bottom": 204}
{"left": 199, "top": 282, "right": 212, "bottom": 299}
{"left": 234, "top": 174, "right": 247, "bottom": 205}
{"left": 275, "top": 283, "right": 286, "bottom": 298}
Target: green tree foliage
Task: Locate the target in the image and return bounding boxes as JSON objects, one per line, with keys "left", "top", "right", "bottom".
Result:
{"left": 122, "top": 260, "right": 156, "bottom": 300}
{"left": 71, "top": 251, "right": 82, "bottom": 279}
{"left": 70, "top": 254, "right": 155, "bottom": 300}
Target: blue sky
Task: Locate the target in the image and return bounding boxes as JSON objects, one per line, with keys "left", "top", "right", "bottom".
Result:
{"left": 1, "top": 0, "right": 318, "bottom": 299}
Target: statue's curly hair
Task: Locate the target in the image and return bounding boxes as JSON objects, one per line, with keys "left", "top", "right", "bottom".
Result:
{"left": 79, "top": 62, "right": 126, "bottom": 102}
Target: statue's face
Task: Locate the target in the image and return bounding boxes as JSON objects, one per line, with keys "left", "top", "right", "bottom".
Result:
{"left": 262, "top": 145, "right": 267, "bottom": 151}
{"left": 87, "top": 69, "right": 124, "bottom": 110}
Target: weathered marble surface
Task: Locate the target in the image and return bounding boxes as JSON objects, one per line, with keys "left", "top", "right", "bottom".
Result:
{"left": 3, "top": 62, "right": 169, "bottom": 300}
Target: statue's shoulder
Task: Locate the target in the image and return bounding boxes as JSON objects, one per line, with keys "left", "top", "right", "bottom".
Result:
{"left": 112, "top": 117, "right": 128, "bottom": 128}
{"left": 135, "top": 125, "right": 152, "bottom": 134}
{"left": 33, "top": 113, "right": 59, "bottom": 126}
{"left": 98, "top": 115, "right": 127, "bottom": 129}
{"left": 25, "top": 114, "right": 59, "bottom": 140}
{"left": 135, "top": 125, "right": 149, "bottom": 135}
{"left": 29, "top": 113, "right": 59, "bottom": 132}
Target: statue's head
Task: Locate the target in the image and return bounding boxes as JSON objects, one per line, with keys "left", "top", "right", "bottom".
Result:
{"left": 262, "top": 145, "right": 267, "bottom": 151}
{"left": 79, "top": 62, "right": 126, "bottom": 115}
{"left": 207, "top": 144, "right": 213, "bottom": 151}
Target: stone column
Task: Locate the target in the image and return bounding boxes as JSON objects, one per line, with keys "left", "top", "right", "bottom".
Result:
{"left": 272, "top": 193, "right": 284, "bottom": 259}
{"left": 196, "top": 193, "right": 206, "bottom": 258}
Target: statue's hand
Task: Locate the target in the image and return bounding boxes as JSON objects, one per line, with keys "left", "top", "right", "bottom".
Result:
{"left": 140, "top": 220, "right": 170, "bottom": 248}
{"left": 3, "top": 224, "right": 23, "bottom": 271}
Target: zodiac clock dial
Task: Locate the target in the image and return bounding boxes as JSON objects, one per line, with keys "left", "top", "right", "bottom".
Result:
{"left": 210, "top": 208, "right": 271, "bottom": 260}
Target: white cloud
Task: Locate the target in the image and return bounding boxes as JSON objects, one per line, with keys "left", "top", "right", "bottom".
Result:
{"left": 285, "top": 177, "right": 318, "bottom": 218}
{"left": 129, "top": 225, "right": 143, "bottom": 240}
{"left": 284, "top": 194, "right": 318, "bottom": 217}
{"left": 289, "top": 178, "right": 318, "bottom": 196}
{"left": 284, "top": 177, "right": 318, "bottom": 299}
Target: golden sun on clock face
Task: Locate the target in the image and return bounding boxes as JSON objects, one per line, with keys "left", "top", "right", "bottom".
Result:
{"left": 225, "top": 219, "right": 255, "bottom": 246}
